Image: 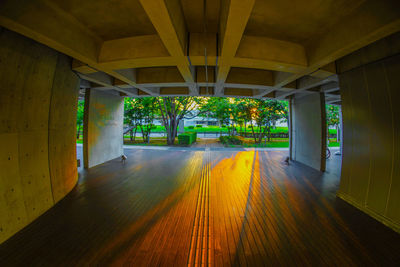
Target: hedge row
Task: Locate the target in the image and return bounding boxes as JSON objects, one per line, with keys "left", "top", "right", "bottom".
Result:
{"left": 178, "top": 132, "right": 197, "bottom": 145}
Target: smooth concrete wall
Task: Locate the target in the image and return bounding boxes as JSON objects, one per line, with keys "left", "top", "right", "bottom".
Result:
{"left": 0, "top": 29, "right": 79, "bottom": 243}
{"left": 291, "top": 93, "right": 326, "bottom": 171}
{"left": 337, "top": 32, "right": 400, "bottom": 233}
{"left": 83, "top": 89, "right": 124, "bottom": 168}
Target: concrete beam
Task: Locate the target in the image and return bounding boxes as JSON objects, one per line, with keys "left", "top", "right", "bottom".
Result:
{"left": 233, "top": 35, "right": 307, "bottom": 73}
{"left": 139, "top": 0, "right": 197, "bottom": 94}
{"left": 216, "top": 0, "right": 255, "bottom": 95}
{"left": 97, "top": 35, "right": 173, "bottom": 70}
{"left": 276, "top": 75, "right": 338, "bottom": 99}
{"left": 320, "top": 82, "right": 340, "bottom": 93}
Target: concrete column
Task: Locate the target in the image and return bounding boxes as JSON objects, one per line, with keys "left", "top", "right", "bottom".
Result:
{"left": 178, "top": 119, "right": 185, "bottom": 133}
{"left": 83, "top": 89, "right": 124, "bottom": 168}
{"left": 291, "top": 93, "right": 326, "bottom": 171}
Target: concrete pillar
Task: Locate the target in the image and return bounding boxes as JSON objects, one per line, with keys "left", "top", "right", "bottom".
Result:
{"left": 290, "top": 93, "right": 326, "bottom": 171}
{"left": 0, "top": 29, "right": 79, "bottom": 243}
{"left": 178, "top": 120, "right": 185, "bottom": 133}
{"left": 337, "top": 31, "right": 400, "bottom": 233}
{"left": 83, "top": 89, "right": 124, "bottom": 168}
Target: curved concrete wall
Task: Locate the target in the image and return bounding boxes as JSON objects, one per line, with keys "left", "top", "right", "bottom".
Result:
{"left": 0, "top": 29, "right": 79, "bottom": 243}
{"left": 338, "top": 32, "right": 400, "bottom": 233}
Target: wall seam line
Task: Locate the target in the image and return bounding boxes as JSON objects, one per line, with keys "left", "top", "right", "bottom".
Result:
{"left": 382, "top": 62, "right": 395, "bottom": 216}
{"left": 362, "top": 66, "right": 372, "bottom": 208}
{"left": 47, "top": 54, "right": 59, "bottom": 205}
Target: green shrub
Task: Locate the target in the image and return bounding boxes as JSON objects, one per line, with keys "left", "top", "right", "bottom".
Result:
{"left": 178, "top": 134, "right": 191, "bottom": 145}
{"left": 196, "top": 124, "right": 203, "bottom": 128}
{"left": 188, "top": 125, "right": 195, "bottom": 129}
{"left": 178, "top": 131, "right": 197, "bottom": 145}
{"left": 185, "top": 131, "right": 197, "bottom": 141}
{"left": 221, "top": 124, "right": 226, "bottom": 128}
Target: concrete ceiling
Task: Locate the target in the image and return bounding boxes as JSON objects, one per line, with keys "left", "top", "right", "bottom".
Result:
{"left": 53, "top": 0, "right": 157, "bottom": 40}
{"left": 0, "top": 0, "right": 399, "bottom": 102}
{"left": 245, "top": 0, "right": 365, "bottom": 44}
{"left": 180, "top": 0, "right": 221, "bottom": 33}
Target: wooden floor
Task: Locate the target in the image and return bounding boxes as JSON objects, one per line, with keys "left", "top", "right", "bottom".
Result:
{"left": 1, "top": 148, "right": 400, "bottom": 266}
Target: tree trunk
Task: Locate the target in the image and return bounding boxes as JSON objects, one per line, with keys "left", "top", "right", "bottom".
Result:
{"left": 130, "top": 129, "right": 133, "bottom": 141}
{"left": 336, "top": 124, "right": 339, "bottom": 142}
{"left": 141, "top": 127, "right": 146, "bottom": 143}
{"left": 76, "top": 124, "right": 81, "bottom": 139}
{"left": 267, "top": 123, "right": 271, "bottom": 142}
{"left": 257, "top": 125, "right": 263, "bottom": 144}
{"left": 167, "top": 126, "right": 174, "bottom": 145}
{"left": 165, "top": 117, "right": 178, "bottom": 146}
{"left": 133, "top": 127, "right": 137, "bottom": 141}
{"left": 250, "top": 123, "right": 257, "bottom": 143}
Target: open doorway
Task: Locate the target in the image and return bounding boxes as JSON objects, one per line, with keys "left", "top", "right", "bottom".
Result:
{"left": 76, "top": 89, "right": 85, "bottom": 172}
{"left": 325, "top": 103, "right": 342, "bottom": 176}
{"left": 122, "top": 96, "right": 290, "bottom": 149}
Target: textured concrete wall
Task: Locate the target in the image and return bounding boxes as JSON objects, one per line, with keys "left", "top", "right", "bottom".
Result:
{"left": 83, "top": 89, "right": 124, "bottom": 168}
{"left": 291, "top": 93, "right": 326, "bottom": 171}
{"left": 49, "top": 54, "right": 80, "bottom": 203}
{"left": 0, "top": 29, "right": 79, "bottom": 243}
{"left": 337, "top": 32, "right": 400, "bottom": 233}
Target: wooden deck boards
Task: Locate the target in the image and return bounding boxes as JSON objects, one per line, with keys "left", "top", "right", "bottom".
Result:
{"left": 1, "top": 148, "right": 400, "bottom": 266}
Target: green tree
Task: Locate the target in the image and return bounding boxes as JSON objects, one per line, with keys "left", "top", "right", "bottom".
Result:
{"left": 326, "top": 105, "right": 340, "bottom": 127}
{"left": 248, "top": 99, "right": 287, "bottom": 143}
{"left": 124, "top": 97, "right": 157, "bottom": 143}
{"left": 233, "top": 98, "right": 253, "bottom": 136}
{"left": 326, "top": 104, "right": 340, "bottom": 139}
{"left": 156, "top": 96, "right": 204, "bottom": 145}
{"left": 76, "top": 100, "right": 84, "bottom": 139}
{"left": 199, "top": 97, "right": 234, "bottom": 134}
{"left": 124, "top": 98, "right": 140, "bottom": 141}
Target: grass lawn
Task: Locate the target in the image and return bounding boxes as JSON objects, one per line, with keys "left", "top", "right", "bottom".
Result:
{"left": 226, "top": 137, "right": 340, "bottom": 148}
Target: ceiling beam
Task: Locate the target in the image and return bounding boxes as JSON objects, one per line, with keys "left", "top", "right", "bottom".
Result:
{"left": 139, "top": 0, "right": 197, "bottom": 94}
{"left": 216, "top": 0, "right": 256, "bottom": 95}
{"left": 97, "top": 35, "right": 173, "bottom": 70}
{"left": 77, "top": 72, "right": 141, "bottom": 96}
{"left": 276, "top": 75, "right": 338, "bottom": 99}
{"left": 233, "top": 35, "right": 307, "bottom": 73}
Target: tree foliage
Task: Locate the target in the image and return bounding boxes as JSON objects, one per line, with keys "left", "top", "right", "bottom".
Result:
{"left": 156, "top": 96, "right": 204, "bottom": 145}
{"left": 122, "top": 96, "right": 289, "bottom": 145}
{"left": 76, "top": 100, "right": 84, "bottom": 139}
{"left": 247, "top": 99, "right": 287, "bottom": 143}
{"left": 199, "top": 97, "right": 288, "bottom": 143}
{"left": 326, "top": 105, "right": 340, "bottom": 127}
{"left": 124, "top": 98, "right": 157, "bottom": 143}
